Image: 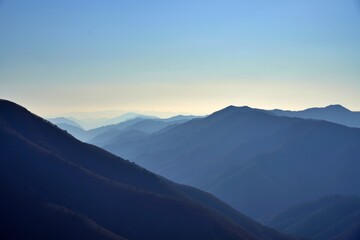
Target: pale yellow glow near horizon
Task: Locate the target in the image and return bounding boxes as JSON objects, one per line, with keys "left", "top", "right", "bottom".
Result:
{"left": 1, "top": 80, "right": 359, "bottom": 119}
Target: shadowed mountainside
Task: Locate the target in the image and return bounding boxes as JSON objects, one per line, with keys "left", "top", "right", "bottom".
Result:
{"left": 100, "top": 105, "right": 360, "bottom": 218}
{"left": 260, "top": 195, "right": 360, "bottom": 240}
{"left": 0, "top": 100, "right": 295, "bottom": 240}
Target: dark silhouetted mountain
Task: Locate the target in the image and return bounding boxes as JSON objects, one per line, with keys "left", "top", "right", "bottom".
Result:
{"left": 48, "top": 117, "right": 83, "bottom": 128}
{"left": 271, "top": 105, "right": 360, "bottom": 128}
{"left": 260, "top": 195, "right": 360, "bottom": 240}
{"left": 100, "top": 105, "right": 360, "bottom": 219}
{"left": 0, "top": 99, "right": 295, "bottom": 240}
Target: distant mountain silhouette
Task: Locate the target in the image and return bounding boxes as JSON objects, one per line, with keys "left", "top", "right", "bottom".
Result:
{"left": 271, "top": 104, "right": 360, "bottom": 128}
{"left": 260, "top": 195, "right": 360, "bottom": 240}
{"left": 100, "top": 105, "right": 360, "bottom": 218}
{"left": 48, "top": 117, "right": 83, "bottom": 129}
{"left": 89, "top": 117, "right": 197, "bottom": 147}
{"left": 0, "top": 100, "right": 295, "bottom": 240}
{"left": 55, "top": 113, "right": 157, "bottom": 130}
{"left": 99, "top": 113, "right": 158, "bottom": 127}
{"left": 56, "top": 123, "right": 89, "bottom": 140}
{"left": 53, "top": 115, "right": 197, "bottom": 143}
{"left": 161, "top": 115, "right": 200, "bottom": 122}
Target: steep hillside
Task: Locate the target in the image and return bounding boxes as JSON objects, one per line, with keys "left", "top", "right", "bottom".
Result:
{"left": 0, "top": 100, "right": 293, "bottom": 240}
{"left": 260, "top": 195, "right": 360, "bottom": 240}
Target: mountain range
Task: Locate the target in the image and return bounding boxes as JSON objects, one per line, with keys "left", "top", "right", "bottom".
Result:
{"left": 270, "top": 104, "right": 360, "bottom": 128}
{"left": 0, "top": 99, "right": 296, "bottom": 240}
{"left": 51, "top": 104, "right": 359, "bottom": 136}
{"left": 51, "top": 115, "right": 197, "bottom": 143}
{"left": 93, "top": 105, "right": 360, "bottom": 219}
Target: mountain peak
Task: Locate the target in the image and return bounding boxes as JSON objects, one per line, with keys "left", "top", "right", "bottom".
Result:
{"left": 222, "top": 105, "right": 253, "bottom": 112}
{"left": 209, "top": 105, "right": 264, "bottom": 119}
{"left": 0, "top": 99, "right": 21, "bottom": 108}
{"left": 0, "top": 99, "right": 30, "bottom": 117}
{"left": 325, "top": 104, "right": 350, "bottom": 112}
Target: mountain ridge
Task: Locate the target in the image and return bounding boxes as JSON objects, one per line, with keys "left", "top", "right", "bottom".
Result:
{"left": 270, "top": 104, "right": 360, "bottom": 128}
{"left": 0, "top": 99, "right": 295, "bottom": 240}
{"left": 98, "top": 104, "right": 360, "bottom": 218}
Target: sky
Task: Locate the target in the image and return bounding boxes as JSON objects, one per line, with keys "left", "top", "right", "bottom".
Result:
{"left": 1, "top": 0, "right": 360, "bottom": 117}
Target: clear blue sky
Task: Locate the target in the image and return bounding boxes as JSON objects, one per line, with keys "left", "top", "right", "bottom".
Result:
{"left": 1, "top": 0, "right": 360, "bottom": 116}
